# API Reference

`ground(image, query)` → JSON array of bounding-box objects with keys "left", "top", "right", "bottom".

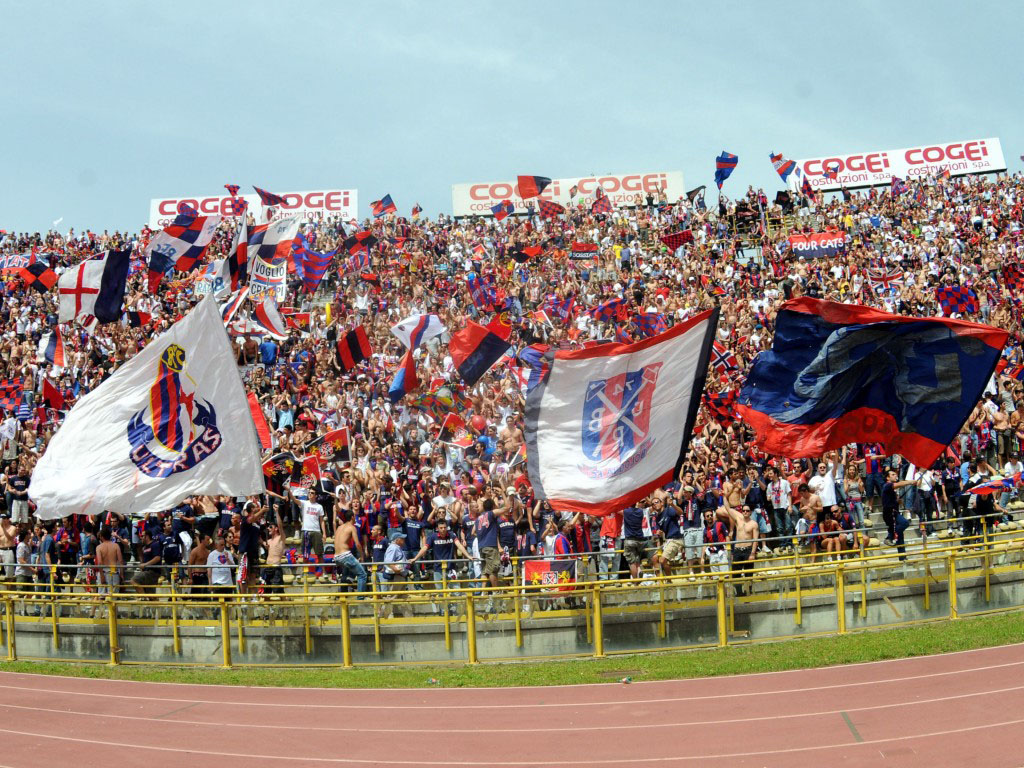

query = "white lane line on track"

[
  {"left": 2, "top": 682, "right": 1023, "bottom": 733},
  {"left": 0, "top": 659, "right": 1022, "bottom": 709},
  {"left": 4, "top": 718, "right": 1024, "bottom": 765},
  {"left": 2, "top": 640, "right": 1019, "bottom": 693}
]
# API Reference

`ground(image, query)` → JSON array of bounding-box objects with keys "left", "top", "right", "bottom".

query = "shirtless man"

[
  {"left": 722, "top": 467, "right": 745, "bottom": 510},
  {"left": 718, "top": 500, "right": 759, "bottom": 596},
  {"left": 797, "top": 483, "right": 823, "bottom": 529},
  {"left": 0, "top": 512, "right": 17, "bottom": 581},
  {"left": 333, "top": 507, "right": 367, "bottom": 594},
  {"left": 262, "top": 508, "right": 285, "bottom": 593},
  {"left": 94, "top": 526, "right": 124, "bottom": 595}
]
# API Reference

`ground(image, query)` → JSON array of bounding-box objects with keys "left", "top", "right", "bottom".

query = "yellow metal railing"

[{"left": 1, "top": 527, "right": 1021, "bottom": 668}]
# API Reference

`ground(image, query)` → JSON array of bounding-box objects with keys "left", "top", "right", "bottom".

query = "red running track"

[{"left": 2, "top": 643, "right": 1024, "bottom": 767}]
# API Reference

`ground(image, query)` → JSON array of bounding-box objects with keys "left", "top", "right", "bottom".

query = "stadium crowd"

[{"left": 0, "top": 170, "right": 1023, "bottom": 600}]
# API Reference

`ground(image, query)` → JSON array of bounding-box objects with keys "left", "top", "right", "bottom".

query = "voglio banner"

[
  {"left": 795, "top": 138, "right": 1005, "bottom": 191},
  {"left": 148, "top": 189, "right": 358, "bottom": 228},
  {"left": 452, "top": 172, "right": 685, "bottom": 217},
  {"left": 249, "top": 256, "right": 287, "bottom": 303}
]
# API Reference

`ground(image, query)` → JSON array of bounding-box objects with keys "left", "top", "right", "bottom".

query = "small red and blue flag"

[
  {"left": 516, "top": 175, "right": 552, "bottom": 199},
  {"left": 769, "top": 153, "right": 796, "bottom": 183},
  {"left": 253, "top": 185, "right": 286, "bottom": 207},
  {"left": 388, "top": 349, "right": 419, "bottom": 403},
  {"left": 936, "top": 285, "right": 978, "bottom": 315},
  {"left": 539, "top": 200, "right": 565, "bottom": 218},
  {"left": 371, "top": 194, "right": 397, "bottom": 218},
  {"left": 448, "top": 321, "right": 513, "bottom": 386},
  {"left": 714, "top": 152, "right": 738, "bottom": 189},
  {"left": 491, "top": 199, "right": 515, "bottom": 220}
]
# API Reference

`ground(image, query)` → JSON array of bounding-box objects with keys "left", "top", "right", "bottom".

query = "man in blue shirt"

[{"left": 622, "top": 504, "right": 649, "bottom": 579}]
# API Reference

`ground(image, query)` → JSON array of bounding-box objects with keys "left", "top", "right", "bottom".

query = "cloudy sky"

[{"left": 2, "top": 0, "right": 1019, "bottom": 232}]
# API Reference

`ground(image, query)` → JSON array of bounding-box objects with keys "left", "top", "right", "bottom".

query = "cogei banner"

[
  {"left": 451, "top": 171, "right": 685, "bottom": 217},
  {"left": 787, "top": 230, "right": 847, "bottom": 258},
  {"left": 148, "top": 189, "right": 358, "bottom": 228},
  {"left": 794, "top": 138, "right": 1005, "bottom": 192}
]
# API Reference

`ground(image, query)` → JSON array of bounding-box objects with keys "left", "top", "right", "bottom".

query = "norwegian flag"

[
  {"left": 704, "top": 389, "right": 738, "bottom": 427},
  {"left": 538, "top": 199, "right": 565, "bottom": 218},
  {"left": 0, "top": 378, "right": 23, "bottom": 413},
  {"left": 866, "top": 266, "right": 904, "bottom": 293},
  {"left": 659, "top": 230, "right": 694, "bottom": 251},
  {"left": 253, "top": 185, "right": 286, "bottom": 207},
  {"left": 631, "top": 312, "right": 667, "bottom": 339},
  {"left": 710, "top": 341, "right": 738, "bottom": 373},
  {"left": 936, "top": 285, "right": 978, "bottom": 316},
  {"left": 144, "top": 212, "right": 221, "bottom": 272},
  {"left": 587, "top": 298, "right": 628, "bottom": 324},
  {"left": 591, "top": 194, "right": 612, "bottom": 215}
]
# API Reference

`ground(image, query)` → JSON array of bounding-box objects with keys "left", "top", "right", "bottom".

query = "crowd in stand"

[{"left": 1, "top": 170, "right": 1023, "bottom": 602}]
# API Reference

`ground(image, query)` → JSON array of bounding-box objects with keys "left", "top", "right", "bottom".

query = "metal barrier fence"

[{"left": 1, "top": 520, "right": 1022, "bottom": 668}]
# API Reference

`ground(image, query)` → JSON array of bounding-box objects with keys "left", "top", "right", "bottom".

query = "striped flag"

[
  {"left": 336, "top": 327, "right": 372, "bottom": 373},
  {"left": 219, "top": 286, "right": 249, "bottom": 324},
  {"left": 252, "top": 296, "right": 288, "bottom": 339},
  {"left": 37, "top": 327, "right": 66, "bottom": 368}
]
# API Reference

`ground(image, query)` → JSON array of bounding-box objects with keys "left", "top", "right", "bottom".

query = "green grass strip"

[{"left": 2, "top": 610, "right": 1021, "bottom": 689}]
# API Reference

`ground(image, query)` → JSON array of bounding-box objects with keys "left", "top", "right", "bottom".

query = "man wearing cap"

[{"left": 380, "top": 530, "right": 409, "bottom": 617}]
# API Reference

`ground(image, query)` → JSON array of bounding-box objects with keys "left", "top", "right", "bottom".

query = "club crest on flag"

[
  {"left": 127, "top": 343, "right": 222, "bottom": 478},
  {"left": 580, "top": 363, "right": 662, "bottom": 478}
]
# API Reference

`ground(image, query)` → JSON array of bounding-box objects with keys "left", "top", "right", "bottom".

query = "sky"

[{"left": 2, "top": 0, "right": 1021, "bottom": 234}]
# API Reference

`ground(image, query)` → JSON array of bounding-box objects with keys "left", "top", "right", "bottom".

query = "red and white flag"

[
  {"left": 253, "top": 296, "right": 288, "bottom": 339},
  {"left": 524, "top": 309, "right": 719, "bottom": 515}
]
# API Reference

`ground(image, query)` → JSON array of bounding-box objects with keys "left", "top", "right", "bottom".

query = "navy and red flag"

[
  {"left": 967, "top": 472, "right": 1022, "bottom": 496},
  {"left": 411, "top": 202, "right": 423, "bottom": 219},
  {"left": 714, "top": 152, "right": 738, "bottom": 189},
  {"left": 822, "top": 163, "right": 840, "bottom": 181},
  {"left": 570, "top": 242, "right": 599, "bottom": 256},
  {"left": 122, "top": 310, "right": 152, "bottom": 328},
  {"left": 890, "top": 176, "right": 908, "bottom": 197},
  {"left": 147, "top": 246, "right": 174, "bottom": 293},
  {"left": 343, "top": 231, "right": 378, "bottom": 255},
  {"left": 1001, "top": 364, "right": 1024, "bottom": 382},
  {"left": 370, "top": 194, "right": 397, "bottom": 218},
  {"left": 388, "top": 349, "right": 419, "bottom": 403},
  {"left": 18, "top": 262, "right": 57, "bottom": 292},
  {"left": 516, "top": 175, "right": 552, "bottom": 199},
  {"left": 523, "top": 558, "right": 576, "bottom": 591},
  {"left": 1002, "top": 264, "right": 1024, "bottom": 294},
  {"left": 42, "top": 377, "right": 64, "bottom": 411},
  {"left": 769, "top": 152, "right": 796, "bottom": 183},
  {"left": 632, "top": 313, "right": 667, "bottom": 339},
  {"left": 227, "top": 217, "right": 248, "bottom": 290},
  {"left": 253, "top": 185, "right": 286, "bottom": 207},
  {"left": 511, "top": 245, "right": 543, "bottom": 264},
  {"left": 467, "top": 273, "right": 497, "bottom": 311},
  {"left": 149, "top": 348, "right": 191, "bottom": 453},
  {"left": 591, "top": 194, "right": 612, "bottom": 215},
  {"left": 735, "top": 298, "right": 1009, "bottom": 469},
  {"left": 587, "top": 297, "right": 628, "bottom": 324},
  {"left": 545, "top": 294, "right": 576, "bottom": 321},
  {"left": 491, "top": 199, "right": 514, "bottom": 221},
  {"left": 568, "top": 184, "right": 578, "bottom": 198},
  {"left": 336, "top": 326, "right": 372, "bottom": 373},
  {"left": 224, "top": 183, "right": 240, "bottom": 197},
  {"left": 538, "top": 199, "right": 565, "bottom": 218},
  {"left": 448, "top": 321, "right": 513, "bottom": 386},
  {"left": 659, "top": 230, "right": 694, "bottom": 251},
  {"left": 936, "top": 285, "right": 979, "bottom": 315},
  {"left": 704, "top": 389, "right": 737, "bottom": 427},
  {"left": 38, "top": 328, "right": 65, "bottom": 367},
  {"left": 801, "top": 176, "right": 815, "bottom": 198},
  {"left": 305, "top": 427, "right": 351, "bottom": 465}
]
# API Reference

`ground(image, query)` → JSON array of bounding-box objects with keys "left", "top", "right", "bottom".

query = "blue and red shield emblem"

[{"left": 581, "top": 363, "right": 661, "bottom": 469}]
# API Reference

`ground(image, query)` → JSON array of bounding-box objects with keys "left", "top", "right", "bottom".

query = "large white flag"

[
  {"left": 30, "top": 295, "right": 264, "bottom": 519},
  {"left": 524, "top": 309, "right": 719, "bottom": 516}
]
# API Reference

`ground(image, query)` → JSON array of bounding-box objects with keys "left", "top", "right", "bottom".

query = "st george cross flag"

[
  {"left": 58, "top": 248, "right": 131, "bottom": 324},
  {"left": 37, "top": 327, "right": 66, "bottom": 368},
  {"left": 252, "top": 296, "right": 289, "bottom": 339},
  {"left": 247, "top": 216, "right": 300, "bottom": 265},
  {"left": 336, "top": 326, "right": 372, "bottom": 373},
  {"left": 735, "top": 298, "right": 1008, "bottom": 469},
  {"left": 715, "top": 152, "right": 738, "bottom": 189},
  {"left": 525, "top": 309, "right": 719, "bottom": 515},
  {"left": 769, "top": 152, "right": 796, "bottom": 183},
  {"left": 29, "top": 295, "right": 264, "bottom": 519},
  {"left": 517, "top": 175, "right": 552, "bottom": 199},
  {"left": 144, "top": 212, "right": 221, "bottom": 273},
  {"left": 390, "top": 314, "right": 446, "bottom": 350}
]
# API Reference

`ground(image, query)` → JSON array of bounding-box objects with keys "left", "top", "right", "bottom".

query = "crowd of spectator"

[{"left": 1, "top": 170, "right": 1023, "bottom": 605}]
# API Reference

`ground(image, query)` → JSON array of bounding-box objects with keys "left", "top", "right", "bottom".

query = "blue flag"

[
  {"left": 735, "top": 298, "right": 1008, "bottom": 468},
  {"left": 714, "top": 152, "right": 738, "bottom": 189}
]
